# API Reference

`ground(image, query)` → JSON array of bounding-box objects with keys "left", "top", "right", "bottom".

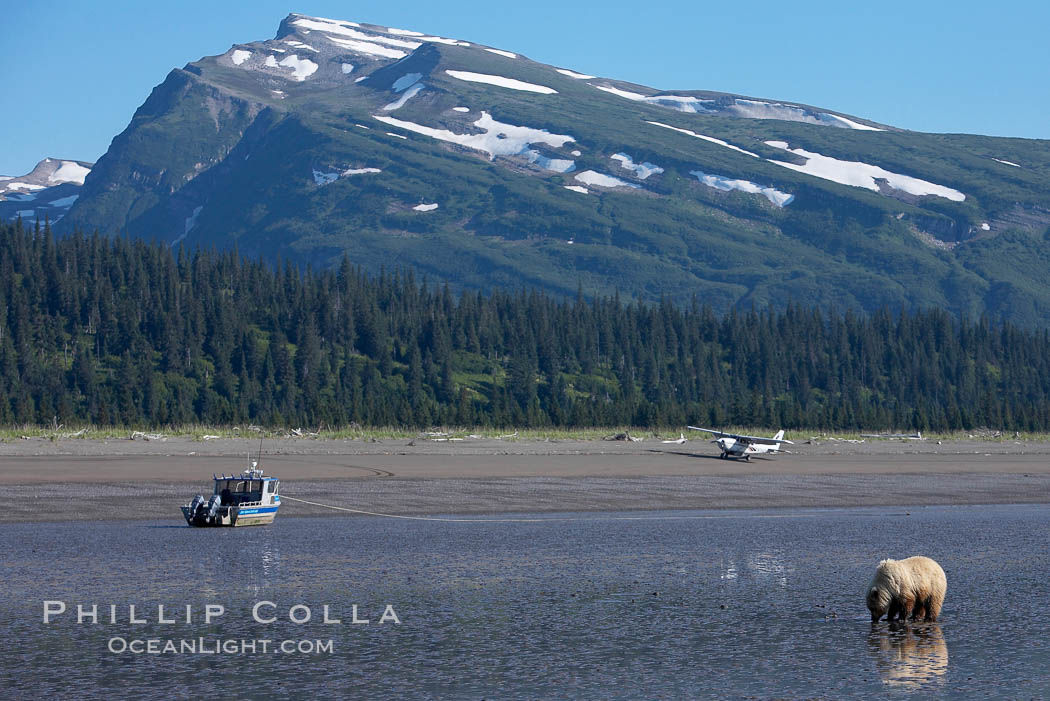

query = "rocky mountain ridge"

[{"left": 55, "top": 13, "right": 1050, "bottom": 323}]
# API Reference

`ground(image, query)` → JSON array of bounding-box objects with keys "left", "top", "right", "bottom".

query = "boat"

[{"left": 181, "top": 458, "right": 280, "bottom": 527}]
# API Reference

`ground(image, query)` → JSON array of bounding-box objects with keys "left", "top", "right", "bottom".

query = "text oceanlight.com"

[{"left": 107, "top": 637, "right": 334, "bottom": 655}]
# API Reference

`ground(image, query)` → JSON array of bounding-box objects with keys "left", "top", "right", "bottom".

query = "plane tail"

[{"left": 773, "top": 429, "right": 785, "bottom": 442}]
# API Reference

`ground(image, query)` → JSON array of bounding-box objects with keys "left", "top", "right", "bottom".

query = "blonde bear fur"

[{"left": 866, "top": 556, "right": 946, "bottom": 622}]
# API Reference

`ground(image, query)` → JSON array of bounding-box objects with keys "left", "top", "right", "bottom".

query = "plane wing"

[
  {"left": 687, "top": 426, "right": 793, "bottom": 445},
  {"left": 741, "top": 436, "right": 794, "bottom": 445},
  {"left": 688, "top": 426, "right": 734, "bottom": 439}
]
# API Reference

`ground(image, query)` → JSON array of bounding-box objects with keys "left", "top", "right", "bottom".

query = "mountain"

[
  {"left": 0, "top": 158, "right": 93, "bottom": 224},
  {"left": 58, "top": 13, "right": 1050, "bottom": 323}
]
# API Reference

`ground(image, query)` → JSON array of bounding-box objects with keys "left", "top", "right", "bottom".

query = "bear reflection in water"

[{"left": 867, "top": 623, "right": 948, "bottom": 688}]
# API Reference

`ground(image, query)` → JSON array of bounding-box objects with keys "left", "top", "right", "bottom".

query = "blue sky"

[{"left": 3, "top": 0, "right": 1047, "bottom": 175}]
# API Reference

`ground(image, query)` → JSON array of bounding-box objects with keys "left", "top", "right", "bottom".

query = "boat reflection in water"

[{"left": 868, "top": 622, "right": 948, "bottom": 689}]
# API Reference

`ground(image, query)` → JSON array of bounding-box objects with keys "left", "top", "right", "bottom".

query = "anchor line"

[
  {"left": 279, "top": 496, "right": 824, "bottom": 523},
  {"left": 280, "top": 496, "right": 569, "bottom": 522}
]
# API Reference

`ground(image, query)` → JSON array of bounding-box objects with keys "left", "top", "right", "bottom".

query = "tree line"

[{"left": 3, "top": 218, "right": 1050, "bottom": 431}]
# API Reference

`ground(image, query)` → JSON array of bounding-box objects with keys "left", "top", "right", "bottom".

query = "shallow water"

[{"left": 2, "top": 504, "right": 1048, "bottom": 698}]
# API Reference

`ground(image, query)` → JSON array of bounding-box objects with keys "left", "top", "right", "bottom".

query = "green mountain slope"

[{"left": 59, "top": 14, "right": 1050, "bottom": 323}]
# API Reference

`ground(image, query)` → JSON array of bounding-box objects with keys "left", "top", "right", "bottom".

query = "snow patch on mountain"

[
  {"left": 386, "top": 132, "right": 408, "bottom": 139},
  {"left": 313, "top": 170, "right": 339, "bottom": 185},
  {"left": 265, "top": 56, "right": 279, "bottom": 67},
  {"left": 764, "top": 141, "right": 965, "bottom": 201},
  {"left": 0, "top": 159, "right": 91, "bottom": 222},
  {"left": 279, "top": 54, "right": 318, "bottom": 81},
  {"left": 564, "top": 185, "right": 590, "bottom": 194},
  {"left": 453, "top": 106, "right": 470, "bottom": 112},
  {"left": 373, "top": 111, "right": 574, "bottom": 161},
  {"left": 524, "top": 151, "right": 575, "bottom": 173},
  {"left": 392, "top": 73, "right": 423, "bottom": 92},
  {"left": 445, "top": 71, "right": 557, "bottom": 94},
  {"left": 230, "top": 49, "right": 251, "bottom": 65},
  {"left": 731, "top": 100, "right": 883, "bottom": 130},
  {"left": 384, "top": 83, "right": 424, "bottom": 111},
  {"left": 647, "top": 121, "right": 759, "bottom": 158},
  {"left": 49, "top": 194, "right": 79, "bottom": 207},
  {"left": 993, "top": 158, "right": 1021, "bottom": 168},
  {"left": 284, "top": 40, "right": 319, "bottom": 53},
  {"left": 594, "top": 85, "right": 713, "bottom": 113},
  {"left": 643, "top": 95, "right": 714, "bottom": 113},
  {"left": 575, "top": 171, "right": 640, "bottom": 189},
  {"left": 286, "top": 16, "right": 473, "bottom": 59},
  {"left": 324, "top": 34, "right": 407, "bottom": 60},
  {"left": 485, "top": 48, "right": 518, "bottom": 58},
  {"left": 689, "top": 170, "right": 794, "bottom": 207},
  {"left": 300, "top": 15, "right": 360, "bottom": 28},
  {"left": 611, "top": 153, "right": 663, "bottom": 180},
  {"left": 556, "top": 68, "right": 595, "bottom": 79},
  {"left": 413, "top": 203, "right": 439, "bottom": 211},
  {"left": 50, "top": 161, "right": 91, "bottom": 185},
  {"left": 174, "top": 206, "right": 203, "bottom": 246},
  {"left": 594, "top": 84, "right": 882, "bottom": 127},
  {"left": 294, "top": 17, "right": 470, "bottom": 49},
  {"left": 0, "top": 158, "right": 94, "bottom": 197},
  {"left": 341, "top": 63, "right": 354, "bottom": 74},
  {"left": 418, "top": 36, "right": 470, "bottom": 46},
  {"left": 314, "top": 165, "right": 380, "bottom": 182},
  {"left": 594, "top": 85, "right": 646, "bottom": 100},
  {"left": 827, "top": 115, "right": 883, "bottom": 131},
  {"left": 294, "top": 18, "right": 421, "bottom": 50}
]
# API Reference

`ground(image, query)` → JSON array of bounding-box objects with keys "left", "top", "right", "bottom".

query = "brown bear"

[{"left": 866, "top": 556, "right": 947, "bottom": 622}]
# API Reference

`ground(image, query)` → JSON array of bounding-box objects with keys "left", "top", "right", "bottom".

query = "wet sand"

[{"left": 2, "top": 436, "right": 1049, "bottom": 522}]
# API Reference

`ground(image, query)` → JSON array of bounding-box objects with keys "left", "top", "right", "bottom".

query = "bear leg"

[
  {"left": 927, "top": 592, "right": 944, "bottom": 621},
  {"left": 898, "top": 593, "right": 915, "bottom": 621}
]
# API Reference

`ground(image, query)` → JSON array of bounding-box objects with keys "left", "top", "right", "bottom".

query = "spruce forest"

[{"left": 3, "top": 219, "right": 1049, "bottom": 431}]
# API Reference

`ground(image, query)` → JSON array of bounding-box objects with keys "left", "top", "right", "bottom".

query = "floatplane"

[{"left": 687, "top": 427, "right": 793, "bottom": 460}]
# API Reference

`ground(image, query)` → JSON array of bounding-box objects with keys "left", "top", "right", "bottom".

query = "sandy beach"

[{"left": 1, "top": 435, "right": 1048, "bottom": 522}]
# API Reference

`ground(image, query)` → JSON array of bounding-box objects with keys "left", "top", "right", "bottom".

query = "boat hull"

[
  {"left": 231, "top": 505, "right": 279, "bottom": 526},
  {"left": 181, "top": 504, "right": 279, "bottom": 527}
]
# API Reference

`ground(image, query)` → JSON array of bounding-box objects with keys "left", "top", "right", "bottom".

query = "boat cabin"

[{"left": 214, "top": 475, "right": 279, "bottom": 507}]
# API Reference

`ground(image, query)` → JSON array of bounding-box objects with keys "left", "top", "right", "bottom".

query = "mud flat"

[{"left": 1, "top": 436, "right": 1048, "bottom": 522}]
